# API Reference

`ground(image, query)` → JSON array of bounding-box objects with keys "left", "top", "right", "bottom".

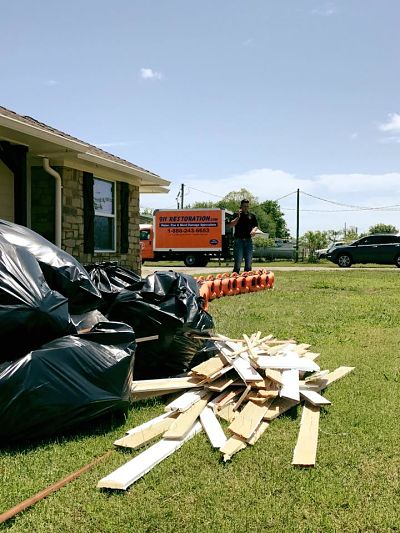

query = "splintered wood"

[{"left": 98, "top": 332, "right": 354, "bottom": 490}]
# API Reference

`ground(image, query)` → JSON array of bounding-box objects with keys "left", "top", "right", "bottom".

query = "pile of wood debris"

[{"left": 97, "top": 332, "right": 354, "bottom": 490}]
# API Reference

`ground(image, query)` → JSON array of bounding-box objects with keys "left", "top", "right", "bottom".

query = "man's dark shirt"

[{"left": 234, "top": 212, "right": 258, "bottom": 238}]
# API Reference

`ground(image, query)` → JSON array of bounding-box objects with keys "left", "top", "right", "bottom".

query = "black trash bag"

[
  {"left": 70, "top": 309, "right": 108, "bottom": 332},
  {"left": 107, "top": 271, "right": 214, "bottom": 379},
  {"left": 188, "top": 337, "right": 221, "bottom": 369},
  {"left": 0, "top": 238, "right": 75, "bottom": 362},
  {"left": 77, "top": 321, "right": 136, "bottom": 351},
  {"left": 85, "top": 261, "right": 144, "bottom": 309},
  {"left": 0, "top": 335, "right": 135, "bottom": 444},
  {"left": 0, "top": 219, "right": 102, "bottom": 314}
]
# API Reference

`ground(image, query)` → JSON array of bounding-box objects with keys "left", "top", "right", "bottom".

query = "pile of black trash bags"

[{"left": 0, "top": 219, "right": 214, "bottom": 444}]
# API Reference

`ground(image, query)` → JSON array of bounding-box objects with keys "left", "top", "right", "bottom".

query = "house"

[{"left": 0, "top": 105, "right": 169, "bottom": 272}]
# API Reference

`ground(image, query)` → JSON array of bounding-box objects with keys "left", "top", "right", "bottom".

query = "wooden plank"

[
  {"left": 164, "top": 389, "right": 209, "bottom": 413},
  {"left": 216, "top": 337, "right": 271, "bottom": 358},
  {"left": 295, "top": 343, "right": 312, "bottom": 352},
  {"left": 163, "top": 393, "right": 212, "bottom": 439},
  {"left": 280, "top": 369, "right": 300, "bottom": 401},
  {"left": 97, "top": 422, "right": 202, "bottom": 490},
  {"left": 255, "top": 388, "right": 279, "bottom": 399},
  {"left": 264, "top": 366, "right": 354, "bottom": 421},
  {"left": 262, "top": 339, "right": 296, "bottom": 346},
  {"left": 114, "top": 417, "right": 175, "bottom": 449},
  {"left": 302, "top": 352, "right": 320, "bottom": 361},
  {"left": 228, "top": 401, "right": 270, "bottom": 440},
  {"left": 205, "top": 374, "right": 238, "bottom": 392},
  {"left": 205, "top": 364, "right": 233, "bottom": 382},
  {"left": 304, "top": 370, "right": 329, "bottom": 382},
  {"left": 300, "top": 389, "right": 331, "bottom": 406},
  {"left": 256, "top": 355, "right": 320, "bottom": 372},
  {"left": 267, "top": 343, "right": 296, "bottom": 355},
  {"left": 190, "top": 355, "right": 226, "bottom": 377},
  {"left": 315, "top": 366, "right": 355, "bottom": 390},
  {"left": 131, "top": 376, "right": 202, "bottom": 393},
  {"left": 251, "top": 376, "right": 279, "bottom": 390},
  {"left": 220, "top": 435, "right": 247, "bottom": 461},
  {"left": 264, "top": 368, "right": 284, "bottom": 385},
  {"left": 130, "top": 388, "right": 183, "bottom": 401},
  {"left": 246, "top": 393, "right": 271, "bottom": 404},
  {"left": 292, "top": 403, "right": 320, "bottom": 466},
  {"left": 242, "top": 333, "right": 261, "bottom": 362},
  {"left": 125, "top": 412, "right": 174, "bottom": 436},
  {"left": 209, "top": 388, "right": 243, "bottom": 410},
  {"left": 263, "top": 397, "right": 299, "bottom": 421},
  {"left": 232, "top": 356, "right": 263, "bottom": 382},
  {"left": 247, "top": 420, "right": 270, "bottom": 445},
  {"left": 136, "top": 335, "right": 159, "bottom": 343},
  {"left": 216, "top": 403, "right": 237, "bottom": 422},
  {"left": 199, "top": 406, "right": 227, "bottom": 448},
  {"left": 232, "top": 384, "right": 251, "bottom": 411}
]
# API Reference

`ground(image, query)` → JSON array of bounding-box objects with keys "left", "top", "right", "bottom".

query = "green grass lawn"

[{"left": 1, "top": 270, "right": 400, "bottom": 532}]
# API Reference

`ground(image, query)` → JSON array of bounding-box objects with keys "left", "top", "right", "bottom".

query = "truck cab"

[{"left": 139, "top": 224, "right": 154, "bottom": 262}]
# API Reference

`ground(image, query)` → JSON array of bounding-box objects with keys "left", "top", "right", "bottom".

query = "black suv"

[{"left": 326, "top": 234, "right": 400, "bottom": 268}]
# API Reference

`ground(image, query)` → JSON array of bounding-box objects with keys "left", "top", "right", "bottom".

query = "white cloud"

[
  {"left": 140, "top": 67, "right": 163, "bottom": 80},
  {"left": 378, "top": 136, "right": 400, "bottom": 144},
  {"left": 311, "top": 5, "right": 336, "bottom": 16},
  {"left": 379, "top": 112, "right": 400, "bottom": 133},
  {"left": 242, "top": 38, "right": 254, "bottom": 47},
  {"left": 44, "top": 79, "right": 59, "bottom": 86},
  {"left": 350, "top": 132, "right": 358, "bottom": 140}
]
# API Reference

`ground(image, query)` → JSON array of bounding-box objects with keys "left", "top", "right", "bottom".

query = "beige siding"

[{"left": 0, "top": 160, "right": 14, "bottom": 221}]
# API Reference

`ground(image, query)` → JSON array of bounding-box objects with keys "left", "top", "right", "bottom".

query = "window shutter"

[
  {"left": 120, "top": 182, "right": 129, "bottom": 253},
  {"left": 83, "top": 172, "right": 94, "bottom": 254}
]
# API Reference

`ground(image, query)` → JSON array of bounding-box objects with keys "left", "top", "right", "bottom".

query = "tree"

[
  {"left": 140, "top": 207, "right": 154, "bottom": 216},
  {"left": 191, "top": 188, "right": 290, "bottom": 238},
  {"left": 215, "top": 188, "right": 258, "bottom": 213},
  {"left": 300, "top": 231, "right": 329, "bottom": 262},
  {"left": 368, "top": 223, "right": 398, "bottom": 234},
  {"left": 259, "top": 200, "right": 290, "bottom": 238},
  {"left": 188, "top": 201, "right": 215, "bottom": 208},
  {"left": 342, "top": 226, "right": 359, "bottom": 241}
]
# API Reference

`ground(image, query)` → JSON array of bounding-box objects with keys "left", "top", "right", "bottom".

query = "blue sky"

[{"left": 1, "top": 0, "right": 400, "bottom": 235}]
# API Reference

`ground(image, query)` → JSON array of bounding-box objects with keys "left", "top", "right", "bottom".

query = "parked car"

[
  {"left": 316, "top": 241, "right": 346, "bottom": 259},
  {"left": 253, "top": 235, "right": 295, "bottom": 260},
  {"left": 326, "top": 234, "right": 400, "bottom": 267}
]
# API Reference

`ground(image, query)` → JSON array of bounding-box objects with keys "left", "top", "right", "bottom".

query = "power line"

[
  {"left": 280, "top": 206, "right": 400, "bottom": 212},
  {"left": 185, "top": 186, "right": 225, "bottom": 199},
  {"left": 273, "top": 191, "right": 298, "bottom": 202},
  {"left": 300, "top": 190, "right": 400, "bottom": 211}
]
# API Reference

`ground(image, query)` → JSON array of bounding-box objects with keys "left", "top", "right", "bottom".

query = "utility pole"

[
  {"left": 180, "top": 183, "right": 184, "bottom": 209},
  {"left": 295, "top": 188, "right": 300, "bottom": 262}
]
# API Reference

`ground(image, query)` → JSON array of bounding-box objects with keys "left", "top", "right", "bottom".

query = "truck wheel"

[
  {"left": 184, "top": 254, "right": 199, "bottom": 267},
  {"left": 395, "top": 255, "right": 400, "bottom": 268}
]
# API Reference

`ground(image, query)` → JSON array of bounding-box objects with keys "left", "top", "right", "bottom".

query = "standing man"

[{"left": 228, "top": 199, "right": 258, "bottom": 274}]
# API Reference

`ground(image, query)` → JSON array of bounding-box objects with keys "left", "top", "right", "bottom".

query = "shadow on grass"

[{"left": 0, "top": 408, "right": 129, "bottom": 455}]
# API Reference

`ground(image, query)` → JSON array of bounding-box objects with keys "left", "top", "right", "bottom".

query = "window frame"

[{"left": 93, "top": 176, "right": 117, "bottom": 253}]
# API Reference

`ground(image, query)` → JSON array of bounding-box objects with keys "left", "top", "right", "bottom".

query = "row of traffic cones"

[{"left": 195, "top": 269, "right": 275, "bottom": 311}]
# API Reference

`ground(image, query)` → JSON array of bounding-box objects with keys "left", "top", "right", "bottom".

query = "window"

[
  {"left": 93, "top": 177, "right": 116, "bottom": 251},
  {"left": 140, "top": 229, "right": 150, "bottom": 240}
]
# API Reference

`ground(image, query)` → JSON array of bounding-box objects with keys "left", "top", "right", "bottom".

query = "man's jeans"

[{"left": 233, "top": 237, "right": 253, "bottom": 274}]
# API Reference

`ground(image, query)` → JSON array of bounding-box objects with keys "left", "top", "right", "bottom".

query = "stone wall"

[{"left": 60, "top": 167, "right": 141, "bottom": 272}]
